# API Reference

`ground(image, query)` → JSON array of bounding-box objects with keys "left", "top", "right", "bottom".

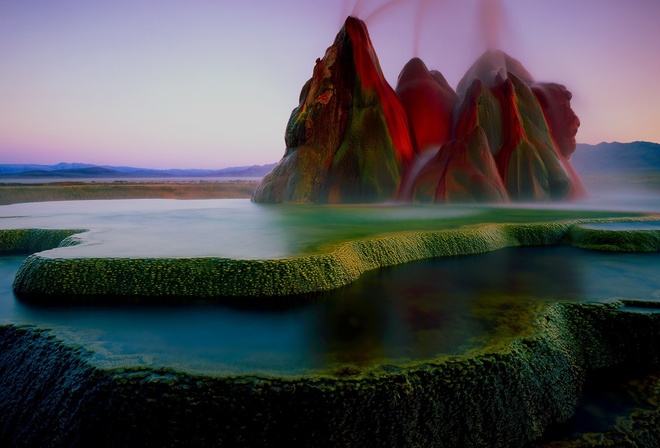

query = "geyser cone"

[
  {"left": 451, "top": 50, "right": 583, "bottom": 201},
  {"left": 253, "top": 23, "right": 584, "bottom": 204},
  {"left": 493, "top": 74, "right": 572, "bottom": 200},
  {"left": 407, "top": 127, "right": 509, "bottom": 203},
  {"left": 395, "top": 58, "right": 458, "bottom": 153},
  {"left": 252, "top": 16, "right": 413, "bottom": 204}
]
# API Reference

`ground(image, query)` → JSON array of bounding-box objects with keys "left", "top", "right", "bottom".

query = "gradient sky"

[{"left": 1, "top": 0, "right": 659, "bottom": 169}]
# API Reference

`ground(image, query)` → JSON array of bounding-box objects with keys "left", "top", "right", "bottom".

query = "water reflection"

[
  {"left": 312, "top": 246, "right": 583, "bottom": 366},
  {"left": 1, "top": 247, "right": 660, "bottom": 375}
]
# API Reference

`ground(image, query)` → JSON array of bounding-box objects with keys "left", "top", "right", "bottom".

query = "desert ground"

[
  {"left": 2, "top": 173, "right": 660, "bottom": 206},
  {"left": 0, "top": 179, "right": 259, "bottom": 205}
]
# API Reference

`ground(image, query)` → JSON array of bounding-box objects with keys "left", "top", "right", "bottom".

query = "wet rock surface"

[
  {"left": 4, "top": 300, "right": 660, "bottom": 447},
  {"left": 10, "top": 216, "right": 660, "bottom": 299}
]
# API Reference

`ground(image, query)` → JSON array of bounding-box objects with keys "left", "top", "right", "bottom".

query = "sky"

[{"left": 1, "top": 0, "right": 659, "bottom": 169}]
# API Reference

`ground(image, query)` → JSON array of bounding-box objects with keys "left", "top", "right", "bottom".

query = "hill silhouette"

[{"left": 571, "top": 141, "right": 660, "bottom": 174}]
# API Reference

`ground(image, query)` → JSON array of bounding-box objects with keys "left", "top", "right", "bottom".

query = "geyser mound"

[
  {"left": 253, "top": 17, "right": 584, "bottom": 204},
  {"left": 252, "top": 16, "right": 413, "bottom": 204}
]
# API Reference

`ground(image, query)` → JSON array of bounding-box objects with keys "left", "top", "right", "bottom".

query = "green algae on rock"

[
  {"left": 4, "top": 299, "right": 660, "bottom": 447},
  {"left": 252, "top": 17, "right": 413, "bottom": 204},
  {"left": 568, "top": 222, "right": 660, "bottom": 252},
  {"left": 530, "top": 301, "right": 660, "bottom": 447},
  {"left": 0, "top": 325, "right": 110, "bottom": 447},
  {"left": 0, "top": 228, "right": 85, "bottom": 255},
  {"left": 11, "top": 217, "right": 660, "bottom": 300}
]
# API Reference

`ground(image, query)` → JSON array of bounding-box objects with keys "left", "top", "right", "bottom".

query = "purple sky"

[{"left": 1, "top": 0, "right": 659, "bottom": 169}]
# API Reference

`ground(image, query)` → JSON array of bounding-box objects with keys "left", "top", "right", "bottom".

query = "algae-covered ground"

[
  {"left": 2, "top": 199, "right": 659, "bottom": 299},
  {"left": 3, "top": 299, "right": 660, "bottom": 447},
  {"left": 2, "top": 198, "right": 660, "bottom": 446}
]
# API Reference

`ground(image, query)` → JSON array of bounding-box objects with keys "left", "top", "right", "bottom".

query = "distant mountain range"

[
  {"left": 0, "top": 162, "right": 278, "bottom": 179},
  {"left": 0, "top": 141, "right": 657, "bottom": 180},
  {"left": 571, "top": 141, "right": 660, "bottom": 174}
]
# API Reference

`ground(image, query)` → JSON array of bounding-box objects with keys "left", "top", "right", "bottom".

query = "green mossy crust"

[
  {"left": 0, "top": 325, "right": 109, "bottom": 447},
  {"left": 0, "top": 228, "right": 84, "bottom": 254},
  {"left": 4, "top": 300, "right": 660, "bottom": 447},
  {"left": 568, "top": 223, "right": 660, "bottom": 252},
  {"left": 11, "top": 217, "right": 660, "bottom": 300},
  {"left": 530, "top": 300, "right": 660, "bottom": 448}
]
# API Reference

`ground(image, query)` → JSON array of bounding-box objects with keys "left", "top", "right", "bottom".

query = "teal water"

[
  {"left": 580, "top": 221, "right": 660, "bottom": 231},
  {"left": 2, "top": 246, "right": 660, "bottom": 375},
  {"left": 0, "top": 199, "right": 645, "bottom": 259}
]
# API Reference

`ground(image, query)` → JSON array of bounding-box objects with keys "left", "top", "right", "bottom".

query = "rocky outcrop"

[
  {"left": 433, "top": 50, "right": 583, "bottom": 202},
  {"left": 252, "top": 17, "right": 413, "bottom": 204},
  {"left": 403, "top": 126, "right": 509, "bottom": 203},
  {"left": 253, "top": 19, "right": 585, "bottom": 204}
]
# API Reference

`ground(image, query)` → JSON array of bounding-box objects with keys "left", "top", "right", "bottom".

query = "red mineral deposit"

[
  {"left": 532, "top": 82, "right": 586, "bottom": 199},
  {"left": 252, "top": 17, "right": 413, "bottom": 204},
  {"left": 452, "top": 51, "right": 584, "bottom": 201},
  {"left": 395, "top": 58, "right": 458, "bottom": 154},
  {"left": 406, "top": 127, "right": 509, "bottom": 203},
  {"left": 253, "top": 18, "right": 584, "bottom": 204}
]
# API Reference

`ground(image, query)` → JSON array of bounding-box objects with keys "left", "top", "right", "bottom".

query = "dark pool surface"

[
  {"left": 2, "top": 246, "right": 660, "bottom": 375},
  {"left": 579, "top": 221, "right": 660, "bottom": 231},
  {"left": 535, "top": 364, "right": 660, "bottom": 442}
]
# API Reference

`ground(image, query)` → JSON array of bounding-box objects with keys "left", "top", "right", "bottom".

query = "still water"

[
  {"left": 2, "top": 246, "right": 660, "bottom": 376},
  {"left": 0, "top": 198, "right": 650, "bottom": 259}
]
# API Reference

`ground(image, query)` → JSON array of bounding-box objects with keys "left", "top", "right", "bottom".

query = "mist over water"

[{"left": 574, "top": 173, "right": 660, "bottom": 212}]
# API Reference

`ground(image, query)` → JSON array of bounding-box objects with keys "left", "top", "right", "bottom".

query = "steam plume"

[
  {"left": 478, "top": 0, "right": 506, "bottom": 50},
  {"left": 362, "top": 0, "right": 409, "bottom": 23},
  {"left": 412, "top": 0, "right": 428, "bottom": 56}
]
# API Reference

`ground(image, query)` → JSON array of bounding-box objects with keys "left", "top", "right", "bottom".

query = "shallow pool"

[
  {"left": 0, "top": 199, "right": 647, "bottom": 259},
  {"left": 2, "top": 246, "right": 660, "bottom": 376}
]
